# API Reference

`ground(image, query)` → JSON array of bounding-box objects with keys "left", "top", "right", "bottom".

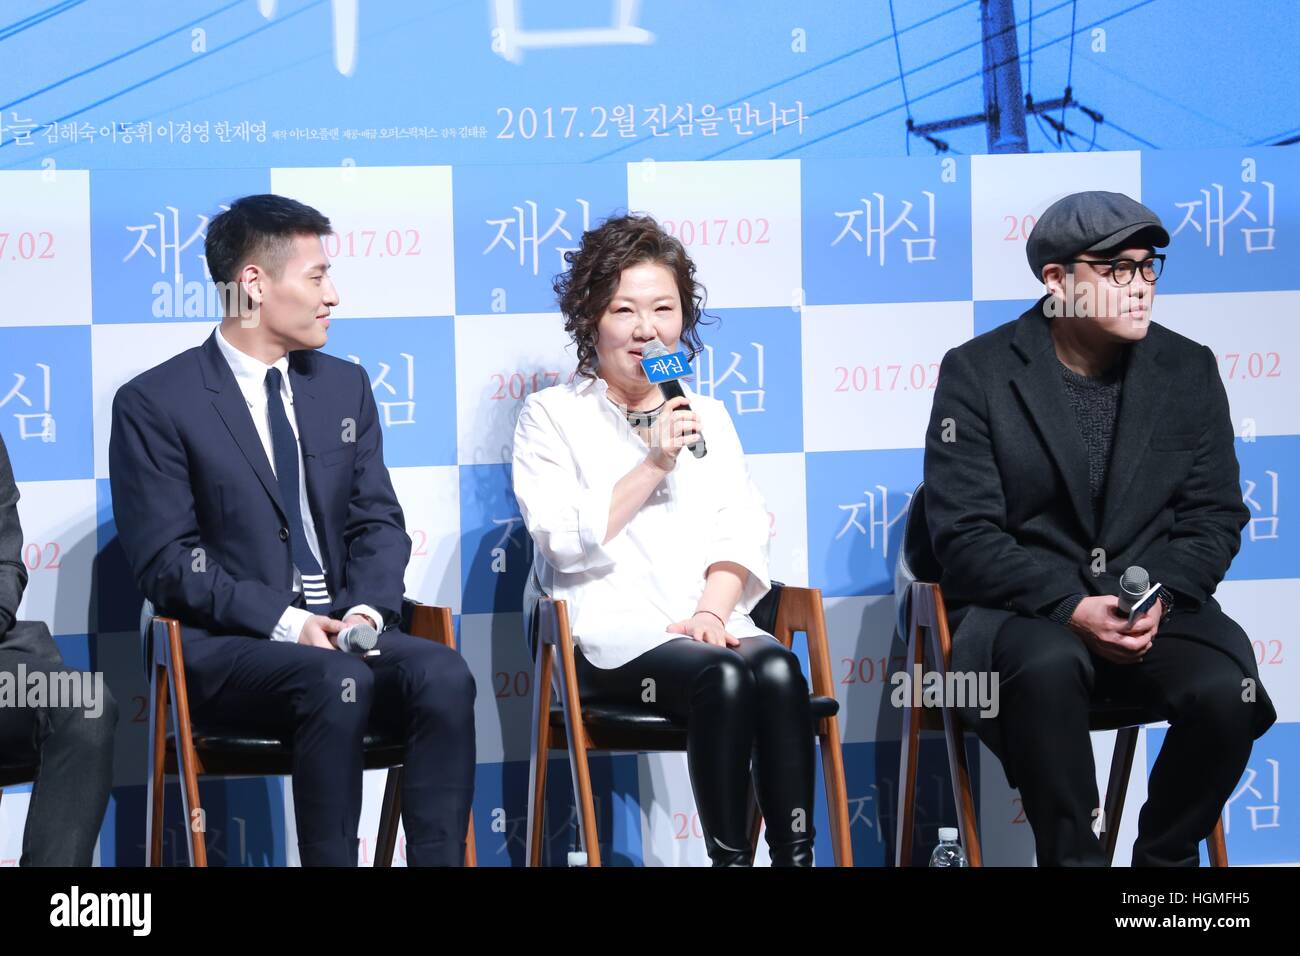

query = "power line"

[
  {"left": 887, "top": 0, "right": 914, "bottom": 155},
  {"left": 1101, "top": 116, "right": 1160, "bottom": 149},
  {"left": 1252, "top": 122, "right": 1300, "bottom": 145},
  {"left": 616, "top": 0, "right": 1079, "bottom": 162},
  {"left": 585, "top": 0, "right": 985, "bottom": 162},
  {"left": 0, "top": 0, "right": 331, "bottom": 152},
  {"left": 0, "top": 0, "right": 88, "bottom": 43},
  {"left": 2, "top": 0, "right": 246, "bottom": 113},
  {"left": 808, "top": 0, "right": 1073, "bottom": 123},
  {"left": 763, "top": 0, "right": 1164, "bottom": 159},
  {"left": 1077, "top": 52, "right": 1255, "bottom": 141},
  {"left": 2, "top": 0, "right": 479, "bottom": 172}
]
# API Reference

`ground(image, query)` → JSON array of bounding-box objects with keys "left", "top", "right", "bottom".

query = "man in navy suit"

[{"left": 109, "top": 194, "right": 475, "bottom": 866}]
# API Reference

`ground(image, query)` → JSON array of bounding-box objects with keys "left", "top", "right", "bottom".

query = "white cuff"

[
  {"left": 273, "top": 604, "right": 313, "bottom": 643},
  {"left": 345, "top": 604, "right": 383, "bottom": 631}
]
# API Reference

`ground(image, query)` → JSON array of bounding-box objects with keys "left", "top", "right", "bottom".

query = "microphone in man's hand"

[
  {"left": 337, "top": 621, "right": 379, "bottom": 654},
  {"left": 1117, "top": 566, "right": 1150, "bottom": 615},
  {"left": 1117, "top": 565, "right": 1164, "bottom": 628},
  {"left": 640, "top": 338, "right": 706, "bottom": 459}
]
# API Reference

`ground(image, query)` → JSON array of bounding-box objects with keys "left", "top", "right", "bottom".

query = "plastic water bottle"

[{"left": 929, "top": 827, "right": 969, "bottom": 867}]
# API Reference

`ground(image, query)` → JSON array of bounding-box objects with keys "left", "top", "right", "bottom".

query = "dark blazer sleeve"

[
  {"left": 0, "top": 434, "right": 29, "bottom": 636},
  {"left": 1139, "top": 345, "right": 1248, "bottom": 610},
  {"left": 924, "top": 346, "right": 1079, "bottom": 616},
  {"left": 109, "top": 381, "right": 297, "bottom": 637},
  {"left": 330, "top": 364, "right": 410, "bottom": 628}
]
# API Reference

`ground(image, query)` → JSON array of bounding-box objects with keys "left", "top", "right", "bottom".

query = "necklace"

[{"left": 622, "top": 399, "right": 667, "bottom": 430}]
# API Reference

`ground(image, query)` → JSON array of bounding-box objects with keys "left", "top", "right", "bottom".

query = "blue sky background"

[{"left": 2, "top": 0, "right": 1296, "bottom": 170}]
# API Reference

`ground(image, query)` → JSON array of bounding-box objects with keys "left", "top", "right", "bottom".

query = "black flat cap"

[{"left": 1026, "top": 190, "right": 1170, "bottom": 280}]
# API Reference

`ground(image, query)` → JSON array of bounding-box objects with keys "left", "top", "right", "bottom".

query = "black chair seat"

[
  {"left": 0, "top": 763, "right": 38, "bottom": 788},
  {"left": 546, "top": 695, "right": 840, "bottom": 751},
  {"left": 1088, "top": 700, "right": 1165, "bottom": 732},
  {"left": 163, "top": 732, "right": 406, "bottom": 774}
]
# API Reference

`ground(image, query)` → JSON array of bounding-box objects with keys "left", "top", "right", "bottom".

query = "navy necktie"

[{"left": 264, "top": 367, "right": 330, "bottom": 608}]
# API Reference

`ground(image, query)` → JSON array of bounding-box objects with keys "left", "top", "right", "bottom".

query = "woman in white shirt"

[{"left": 512, "top": 213, "right": 815, "bottom": 866}]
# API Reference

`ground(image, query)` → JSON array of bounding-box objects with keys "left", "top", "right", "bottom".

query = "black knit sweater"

[{"left": 1047, "top": 354, "right": 1173, "bottom": 625}]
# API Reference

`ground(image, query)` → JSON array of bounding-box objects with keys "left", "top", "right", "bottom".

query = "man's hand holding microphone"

[{"left": 1066, "top": 566, "right": 1164, "bottom": 664}]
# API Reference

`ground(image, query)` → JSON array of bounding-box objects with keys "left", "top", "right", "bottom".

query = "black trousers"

[
  {"left": 0, "top": 649, "right": 118, "bottom": 866},
  {"left": 575, "top": 633, "right": 816, "bottom": 859},
  {"left": 186, "top": 629, "right": 475, "bottom": 866},
  {"left": 991, "top": 603, "right": 1268, "bottom": 866}
]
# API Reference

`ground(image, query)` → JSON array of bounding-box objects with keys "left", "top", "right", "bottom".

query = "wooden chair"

[
  {"left": 145, "top": 599, "right": 476, "bottom": 867},
  {"left": 894, "top": 481, "right": 1228, "bottom": 867},
  {"left": 524, "top": 578, "right": 853, "bottom": 866}
]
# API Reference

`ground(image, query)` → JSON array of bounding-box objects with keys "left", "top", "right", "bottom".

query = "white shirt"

[
  {"left": 215, "top": 328, "right": 380, "bottom": 641},
  {"left": 511, "top": 375, "right": 772, "bottom": 670}
]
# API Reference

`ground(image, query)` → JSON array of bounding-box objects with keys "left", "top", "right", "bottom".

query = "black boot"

[
  {"left": 750, "top": 732, "right": 817, "bottom": 866},
  {"left": 684, "top": 660, "right": 756, "bottom": 867},
  {"left": 705, "top": 834, "right": 753, "bottom": 867},
  {"left": 769, "top": 838, "right": 815, "bottom": 867}
]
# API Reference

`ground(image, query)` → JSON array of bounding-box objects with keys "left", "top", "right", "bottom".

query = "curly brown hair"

[{"left": 553, "top": 212, "right": 710, "bottom": 379}]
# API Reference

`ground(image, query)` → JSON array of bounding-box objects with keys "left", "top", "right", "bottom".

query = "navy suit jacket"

[{"left": 109, "top": 330, "right": 410, "bottom": 691}]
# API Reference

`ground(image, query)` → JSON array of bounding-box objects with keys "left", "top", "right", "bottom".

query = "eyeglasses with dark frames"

[{"left": 1066, "top": 253, "right": 1166, "bottom": 285}]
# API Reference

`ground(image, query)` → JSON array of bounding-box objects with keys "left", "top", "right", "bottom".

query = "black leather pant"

[{"left": 575, "top": 633, "right": 816, "bottom": 865}]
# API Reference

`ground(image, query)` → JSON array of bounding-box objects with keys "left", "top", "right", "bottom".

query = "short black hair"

[{"left": 204, "top": 194, "right": 332, "bottom": 287}]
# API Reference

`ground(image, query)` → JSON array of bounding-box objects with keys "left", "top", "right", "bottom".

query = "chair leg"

[
  {"left": 375, "top": 766, "right": 403, "bottom": 867},
  {"left": 1208, "top": 815, "right": 1229, "bottom": 867},
  {"left": 780, "top": 584, "right": 853, "bottom": 866},
  {"left": 939, "top": 706, "right": 981, "bottom": 867},
  {"left": 557, "top": 680, "right": 601, "bottom": 867},
  {"left": 895, "top": 620, "right": 923, "bottom": 867},
  {"left": 464, "top": 810, "right": 477, "bottom": 867},
  {"left": 1104, "top": 727, "right": 1140, "bottom": 864},
  {"left": 146, "top": 664, "right": 168, "bottom": 867},
  {"left": 526, "top": 642, "right": 555, "bottom": 867},
  {"left": 165, "top": 678, "right": 206, "bottom": 867},
  {"left": 819, "top": 717, "right": 854, "bottom": 867}
]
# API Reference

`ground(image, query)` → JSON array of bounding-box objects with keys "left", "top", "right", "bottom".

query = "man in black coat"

[
  {"left": 0, "top": 436, "right": 117, "bottom": 865},
  {"left": 923, "top": 191, "right": 1275, "bottom": 865}
]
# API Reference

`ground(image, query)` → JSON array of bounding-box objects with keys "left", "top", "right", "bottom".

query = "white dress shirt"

[
  {"left": 511, "top": 374, "right": 772, "bottom": 670},
  {"left": 215, "top": 328, "right": 380, "bottom": 641}
]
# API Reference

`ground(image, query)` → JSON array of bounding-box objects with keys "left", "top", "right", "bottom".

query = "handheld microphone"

[
  {"left": 1117, "top": 565, "right": 1162, "bottom": 627},
  {"left": 1117, "top": 566, "right": 1150, "bottom": 615},
  {"left": 640, "top": 339, "right": 707, "bottom": 459},
  {"left": 337, "top": 621, "right": 379, "bottom": 655}
]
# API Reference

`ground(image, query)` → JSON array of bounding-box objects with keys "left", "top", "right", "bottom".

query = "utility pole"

[
  {"left": 981, "top": 0, "right": 1028, "bottom": 152},
  {"left": 907, "top": 0, "right": 1098, "bottom": 153}
]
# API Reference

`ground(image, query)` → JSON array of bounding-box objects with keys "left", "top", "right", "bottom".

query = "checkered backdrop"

[
  {"left": 0, "top": 146, "right": 1294, "bottom": 866},
  {"left": 0, "top": 0, "right": 1296, "bottom": 866}
]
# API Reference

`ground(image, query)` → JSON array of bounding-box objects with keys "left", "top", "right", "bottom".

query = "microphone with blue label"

[{"left": 640, "top": 338, "right": 707, "bottom": 459}]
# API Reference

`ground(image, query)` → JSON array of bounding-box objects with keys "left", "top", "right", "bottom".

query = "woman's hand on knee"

[{"left": 667, "top": 612, "right": 740, "bottom": 648}]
